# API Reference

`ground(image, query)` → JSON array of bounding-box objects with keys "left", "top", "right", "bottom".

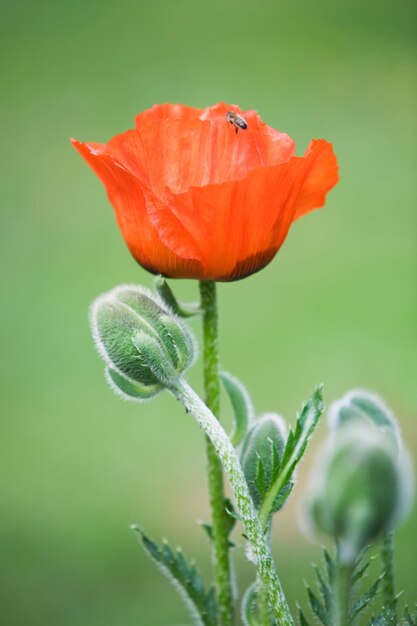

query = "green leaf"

[
  {"left": 313, "top": 564, "right": 332, "bottom": 615},
  {"left": 306, "top": 584, "right": 330, "bottom": 626},
  {"left": 241, "top": 582, "right": 259, "bottom": 626},
  {"left": 302, "top": 547, "right": 383, "bottom": 626},
  {"left": 367, "top": 612, "right": 389, "bottom": 626},
  {"left": 255, "top": 456, "right": 267, "bottom": 500},
  {"left": 281, "top": 386, "right": 324, "bottom": 469},
  {"left": 323, "top": 549, "right": 335, "bottom": 586},
  {"left": 258, "top": 386, "right": 324, "bottom": 526},
  {"left": 220, "top": 371, "right": 254, "bottom": 446},
  {"left": 153, "top": 275, "right": 202, "bottom": 317},
  {"left": 367, "top": 600, "right": 399, "bottom": 626},
  {"left": 351, "top": 558, "right": 371, "bottom": 584},
  {"left": 404, "top": 605, "right": 417, "bottom": 626},
  {"left": 199, "top": 498, "right": 236, "bottom": 548},
  {"left": 271, "top": 481, "right": 294, "bottom": 511},
  {"left": 206, "top": 586, "right": 217, "bottom": 626},
  {"left": 199, "top": 521, "right": 213, "bottom": 542},
  {"left": 132, "top": 526, "right": 217, "bottom": 626},
  {"left": 297, "top": 605, "right": 312, "bottom": 626},
  {"left": 199, "top": 508, "right": 238, "bottom": 548},
  {"left": 241, "top": 413, "right": 288, "bottom": 513},
  {"left": 298, "top": 557, "right": 332, "bottom": 626},
  {"left": 349, "top": 575, "right": 382, "bottom": 622}
]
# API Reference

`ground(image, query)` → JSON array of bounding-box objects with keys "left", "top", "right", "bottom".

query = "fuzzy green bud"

[
  {"left": 307, "top": 422, "right": 412, "bottom": 563},
  {"left": 240, "top": 413, "right": 289, "bottom": 511},
  {"left": 90, "top": 284, "right": 196, "bottom": 401},
  {"left": 329, "top": 389, "right": 401, "bottom": 454}
]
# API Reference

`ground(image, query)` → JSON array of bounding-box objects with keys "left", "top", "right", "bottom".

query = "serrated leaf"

[
  {"left": 299, "top": 552, "right": 335, "bottom": 626},
  {"left": 298, "top": 605, "right": 312, "bottom": 626},
  {"left": 200, "top": 521, "right": 213, "bottom": 541},
  {"left": 323, "top": 549, "right": 335, "bottom": 585},
  {"left": 271, "top": 481, "right": 294, "bottom": 511},
  {"left": 255, "top": 456, "right": 267, "bottom": 499},
  {"left": 271, "top": 437, "right": 281, "bottom": 477},
  {"left": 351, "top": 559, "right": 371, "bottom": 585},
  {"left": 352, "top": 544, "right": 371, "bottom": 571},
  {"left": 241, "top": 582, "right": 259, "bottom": 626},
  {"left": 303, "top": 548, "right": 384, "bottom": 626},
  {"left": 281, "top": 386, "right": 324, "bottom": 469},
  {"left": 241, "top": 414, "right": 288, "bottom": 513},
  {"left": 133, "top": 526, "right": 217, "bottom": 626},
  {"left": 404, "top": 606, "right": 417, "bottom": 626},
  {"left": 307, "top": 585, "right": 330, "bottom": 626},
  {"left": 367, "top": 612, "right": 389, "bottom": 626},
  {"left": 259, "top": 387, "right": 324, "bottom": 526},
  {"left": 200, "top": 498, "right": 236, "bottom": 547},
  {"left": 349, "top": 576, "right": 382, "bottom": 622},
  {"left": 206, "top": 586, "right": 217, "bottom": 619},
  {"left": 313, "top": 564, "right": 332, "bottom": 615},
  {"left": 199, "top": 519, "right": 235, "bottom": 548},
  {"left": 367, "top": 601, "right": 398, "bottom": 626},
  {"left": 221, "top": 371, "right": 254, "bottom": 446}
]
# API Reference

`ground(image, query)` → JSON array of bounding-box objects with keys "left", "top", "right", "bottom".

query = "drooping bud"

[
  {"left": 90, "top": 284, "right": 196, "bottom": 401},
  {"left": 240, "top": 413, "right": 290, "bottom": 512},
  {"left": 306, "top": 422, "right": 413, "bottom": 563}
]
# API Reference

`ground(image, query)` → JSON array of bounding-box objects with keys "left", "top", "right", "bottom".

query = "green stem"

[
  {"left": 199, "top": 280, "right": 233, "bottom": 626},
  {"left": 257, "top": 523, "right": 273, "bottom": 626},
  {"left": 381, "top": 531, "right": 396, "bottom": 613},
  {"left": 333, "top": 550, "right": 352, "bottom": 626},
  {"left": 172, "top": 377, "right": 295, "bottom": 626},
  {"left": 258, "top": 573, "right": 273, "bottom": 625}
]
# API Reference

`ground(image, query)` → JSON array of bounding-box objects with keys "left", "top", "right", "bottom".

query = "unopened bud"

[
  {"left": 307, "top": 422, "right": 412, "bottom": 563},
  {"left": 329, "top": 389, "right": 400, "bottom": 453},
  {"left": 240, "top": 413, "right": 289, "bottom": 511},
  {"left": 90, "top": 284, "right": 195, "bottom": 401}
]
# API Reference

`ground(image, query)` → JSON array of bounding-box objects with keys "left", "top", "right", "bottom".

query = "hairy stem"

[
  {"left": 258, "top": 573, "right": 273, "bottom": 626},
  {"left": 199, "top": 280, "right": 233, "bottom": 626},
  {"left": 257, "top": 524, "right": 273, "bottom": 626},
  {"left": 333, "top": 549, "right": 352, "bottom": 626},
  {"left": 381, "top": 531, "right": 396, "bottom": 614},
  {"left": 172, "top": 377, "right": 295, "bottom": 626}
]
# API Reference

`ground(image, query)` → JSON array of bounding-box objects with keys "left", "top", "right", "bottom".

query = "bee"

[{"left": 226, "top": 111, "right": 248, "bottom": 134}]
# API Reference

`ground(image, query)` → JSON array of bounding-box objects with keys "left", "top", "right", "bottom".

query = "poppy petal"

[
  {"left": 107, "top": 114, "right": 294, "bottom": 195},
  {"left": 72, "top": 104, "right": 338, "bottom": 281},
  {"left": 147, "top": 157, "right": 310, "bottom": 280},
  {"left": 292, "top": 139, "right": 339, "bottom": 220},
  {"left": 145, "top": 140, "right": 337, "bottom": 280},
  {"left": 71, "top": 138, "right": 205, "bottom": 278},
  {"left": 135, "top": 103, "right": 203, "bottom": 127}
]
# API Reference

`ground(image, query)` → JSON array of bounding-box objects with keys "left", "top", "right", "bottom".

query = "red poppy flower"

[{"left": 72, "top": 103, "right": 338, "bottom": 281}]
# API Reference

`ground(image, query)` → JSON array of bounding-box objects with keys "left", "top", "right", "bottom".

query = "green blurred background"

[{"left": 1, "top": 0, "right": 416, "bottom": 624}]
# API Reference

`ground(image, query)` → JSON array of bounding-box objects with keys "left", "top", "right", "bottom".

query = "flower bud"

[
  {"left": 240, "top": 413, "right": 289, "bottom": 511},
  {"left": 307, "top": 422, "right": 412, "bottom": 563},
  {"left": 90, "top": 284, "right": 195, "bottom": 401},
  {"left": 328, "top": 389, "right": 401, "bottom": 454}
]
